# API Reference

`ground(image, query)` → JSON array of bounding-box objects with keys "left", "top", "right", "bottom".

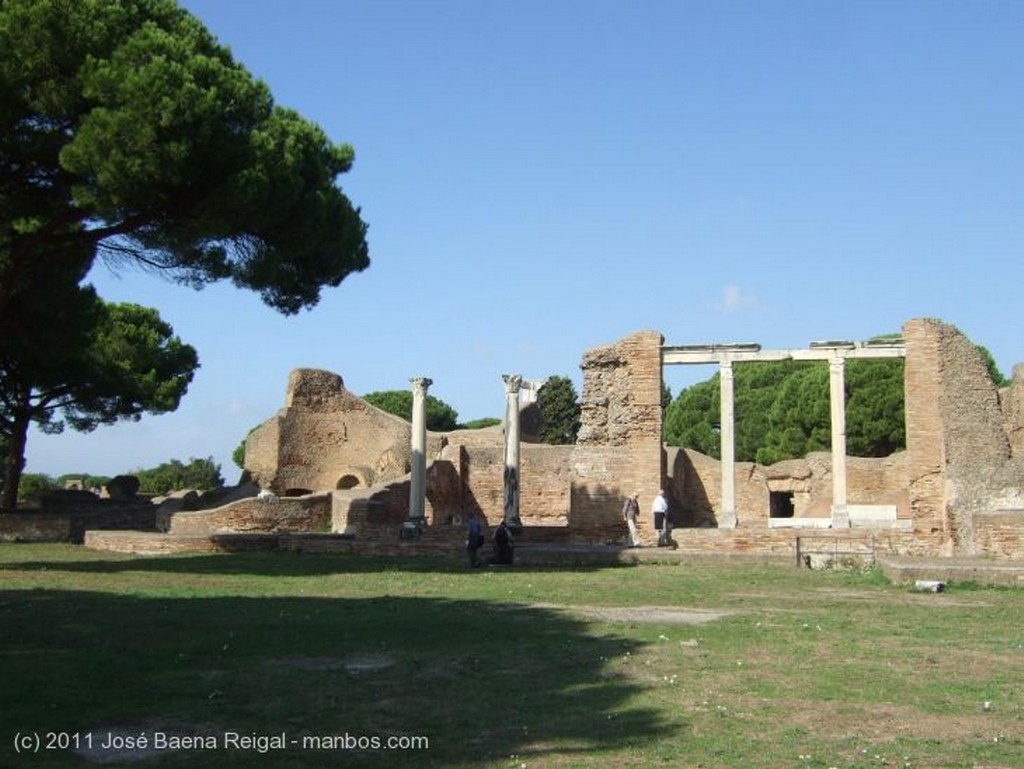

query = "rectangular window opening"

[{"left": 770, "top": 491, "right": 795, "bottom": 518}]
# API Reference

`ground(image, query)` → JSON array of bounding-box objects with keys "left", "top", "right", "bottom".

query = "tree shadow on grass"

[
  {"left": 0, "top": 589, "right": 676, "bottom": 768},
  {"left": 0, "top": 547, "right": 639, "bottom": 577}
]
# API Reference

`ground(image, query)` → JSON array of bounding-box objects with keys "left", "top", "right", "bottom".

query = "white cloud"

[
  {"left": 717, "top": 284, "right": 758, "bottom": 312},
  {"left": 224, "top": 399, "right": 249, "bottom": 416}
]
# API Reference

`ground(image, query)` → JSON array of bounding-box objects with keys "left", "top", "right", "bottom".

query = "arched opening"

[{"left": 336, "top": 475, "right": 360, "bottom": 490}]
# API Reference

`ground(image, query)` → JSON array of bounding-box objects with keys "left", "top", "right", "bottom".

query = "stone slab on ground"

[{"left": 877, "top": 554, "right": 1024, "bottom": 588}]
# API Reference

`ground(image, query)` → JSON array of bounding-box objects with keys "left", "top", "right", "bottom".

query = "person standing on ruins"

[
  {"left": 622, "top": 491, "right": 640, "bottom": 547},
  {"left": 651, "top": 490, "right": 669, "bottom": 546}
]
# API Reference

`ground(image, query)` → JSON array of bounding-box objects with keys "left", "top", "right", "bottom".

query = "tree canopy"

[
  {"left": 536, "top": 375, "right": 581, "bottom": 445},
  {"left": 665, "top": 359, "right": 907, "bottom": 464},
  {"left": 978, "top": 346, "right": 1010, "bottom": 387},
  {"left": 11, "top": 458, "right": 220, "bottom": 503},
  {"left": 0, "top": 0, "right": 369, "bottom": 320},
  {"left": 362, "top": 390, "right": 459, "bottom": 432},
  {"left": 461, "top": 417, "right": 502, "bottom": 430},
  {"left": 0, "top": 300, "right": 198, "bottom": 511},
  {"left": 134, "top": 456, "right": 223, "bottom": 495},
  {"left": 1, "top": 0, "right": 370, "bottom": 510},
  {"left": 664, "top": 342, "right": 1008, "bottom": 465}
]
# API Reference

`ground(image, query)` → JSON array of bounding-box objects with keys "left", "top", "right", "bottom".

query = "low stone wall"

[
  {"left": 83, "top": 531, "right": 280, "bottom": 555},
  {"left": 1, "top": 513, "right": 75, "bottom": 542},
  {"left": 1, "top": 506, "right": 157, "bottom": 543},
  {"left": 878, "top": 554, "right": 1024, "bottom": 588},
  {"left": 282, "top": 533, "right": 461, "bottom": 559},
  {"left": 166, "top": 494, "right": 331, "bottom": 535},
  {"left": 662, "top": 526, "right": 926, "bottom": 560}
]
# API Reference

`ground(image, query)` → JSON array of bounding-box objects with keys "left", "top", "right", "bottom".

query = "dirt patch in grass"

[
  {"left": 725, "top": 588, "right": 994, "bottom": 610},
  {"left": 532, "top": 603, "right": 735, "bottom": 625}
]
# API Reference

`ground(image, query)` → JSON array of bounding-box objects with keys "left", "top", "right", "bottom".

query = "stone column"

[
  {"left": 502, "top": 374, "right": 523, "bottom": 526},
  {"left": 828, "top": 357, "right": 850, "bottom": 527},
  {"left": 719, "top": 360, "right": 737, "bottom": 528},
  {"left": 408, "top": 376, "right": 432, "bottom": 524}
]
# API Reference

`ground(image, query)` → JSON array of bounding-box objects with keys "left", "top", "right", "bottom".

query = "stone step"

[{"left": 877, "top": 555, "right": 1024, "bottom": 588}]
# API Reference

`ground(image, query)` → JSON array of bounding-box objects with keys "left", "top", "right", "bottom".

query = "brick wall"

[
  {"left": 903, "top": 319, "right": 951, "bottom": 548},
  {"left": 451, "top": 443, "right": 575, "bottom": 527},
  {"left": 973, "top": 512, "right": 1024, "bottom": 559},
  {"left": 577, "top": 330, "right": 664, "bottom": 543},
  {"left": 903, "top": 318, "right": 1024, "bottom": 556},
  {"left": 563, "top": 445, "right": 634, "bottom": 542}
]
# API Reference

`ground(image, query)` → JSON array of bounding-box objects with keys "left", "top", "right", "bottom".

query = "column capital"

[
  {"left": 409, "top": 377, "right": 433, "bottom": 394},
  {"left": 502, "top": 374, "right": 523, "bottom": 394}
]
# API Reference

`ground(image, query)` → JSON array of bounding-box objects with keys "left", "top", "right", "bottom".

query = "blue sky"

[{"left": 27, "top": 0, "right": 1024, "bottom": 481}]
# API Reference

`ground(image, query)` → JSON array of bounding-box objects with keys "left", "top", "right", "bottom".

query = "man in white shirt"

[{"left": 651, "top": 490, "right": 669, "bottom": 546}]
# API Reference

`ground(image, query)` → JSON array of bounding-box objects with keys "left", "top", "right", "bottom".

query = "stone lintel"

[{"left": 662, "top": 344, "right": 906, "bottom": 366}]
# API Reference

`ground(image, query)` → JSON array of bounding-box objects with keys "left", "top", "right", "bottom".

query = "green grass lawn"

[{"left": 1, "top": 544, "right": 1021, "bottom": 768}]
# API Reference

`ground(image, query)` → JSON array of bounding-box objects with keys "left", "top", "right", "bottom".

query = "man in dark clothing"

[{"left": 492, "top": 519, "right": 515, "bottom": 565}]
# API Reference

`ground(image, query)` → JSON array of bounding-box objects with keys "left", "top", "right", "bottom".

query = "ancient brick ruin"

[
  {"left": 75, "top": 316, "right": 1023, "bottom": 561},
  {"left": 212, "top": 317, "right": 1020, "bottom": 559},
  {"left": 903, "top": 319, "right": 1024, "bottom": 557}
]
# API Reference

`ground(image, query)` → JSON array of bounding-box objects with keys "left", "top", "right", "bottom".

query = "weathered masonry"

[{"left": 137, "top": 316, "right": 1022, "bottom": 560}]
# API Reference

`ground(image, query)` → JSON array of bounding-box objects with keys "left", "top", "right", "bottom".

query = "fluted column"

[{"left": 502, "top": 374, "right": 523, "bottom": 526}]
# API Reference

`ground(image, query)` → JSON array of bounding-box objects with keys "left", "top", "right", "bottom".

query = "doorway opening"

[{"left": 770, "top": 491, "right": 795, "bottom": 518}]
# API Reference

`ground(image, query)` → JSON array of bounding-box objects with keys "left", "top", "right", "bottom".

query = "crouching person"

[{"left": 492, "top": 519, "right": 515, "bottom": 565}]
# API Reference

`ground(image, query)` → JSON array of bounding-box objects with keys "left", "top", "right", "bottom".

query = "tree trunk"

[{"left": 1, "top": 410, "right": 31, "bottom": 513}]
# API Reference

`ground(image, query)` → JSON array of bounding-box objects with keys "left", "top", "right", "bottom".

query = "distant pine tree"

[{"left": 537, "top": 376, "right": 581, "bottom": 445}]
